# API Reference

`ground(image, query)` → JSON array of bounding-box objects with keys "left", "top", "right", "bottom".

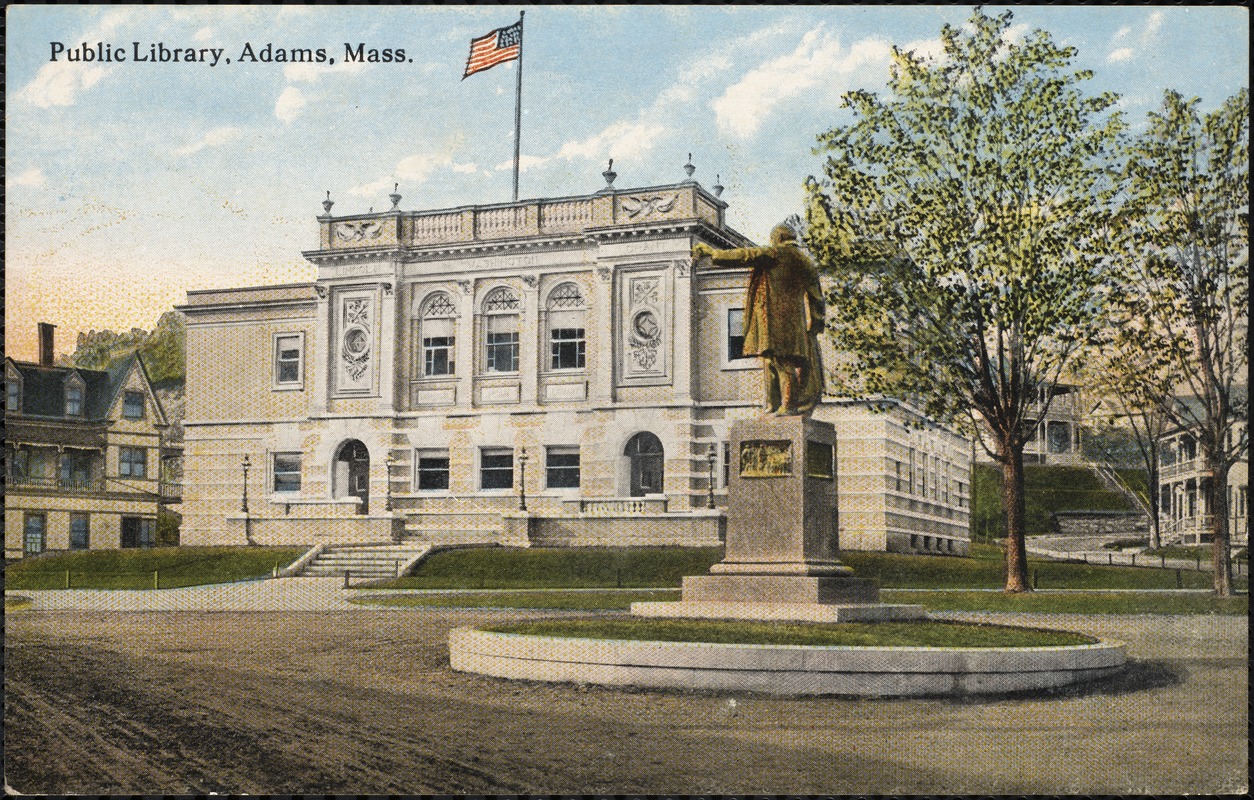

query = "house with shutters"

[
  {"left": 177, "top": 173, "right": 972, "bottom": 558},
  {"left": 5, "top": 323, "right": 172, "bottom": 559}
]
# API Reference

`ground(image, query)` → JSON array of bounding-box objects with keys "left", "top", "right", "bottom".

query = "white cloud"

[
  {"left": 1105, "top": 11, "right": 1166, "bottom": 65},
  {"left": 283, "top": 59, "right": 368, "bottom": 83},
  {"left": 275, "top": 87, "right": 308, "bottom": 123},
  {"left": 8, "top": 167, "right": 47, "bottom": 188},
  {"left": 174, "top": 126, "right": 244, "bottom": 156},
  {"left": 193, "top": 26, "right": 214, "bottom": 43},
  {"left": 713, "top": 27, "right": 893, "bottom": 139},
  {"left": 348, "top": 152, "right": 480, "bottom": 197},
  {"left": 18, "top": 8, "right": 134, "bottom": 108},
  {"left": 1144, "top": 11, "right": 1164, "bottom": 40},
  {"left": 1106, "top": 47, "right": 1135, "bottom": 64}
]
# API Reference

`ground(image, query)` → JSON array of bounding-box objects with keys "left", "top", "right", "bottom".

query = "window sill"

[{"left": 271, "top": 384, "right": 305, "bottom": 392}]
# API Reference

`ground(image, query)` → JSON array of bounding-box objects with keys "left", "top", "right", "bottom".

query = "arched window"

[
  {"left": 546, "top": 282, "right": 586, "bottom": 371},
  {"left": 624, "top": 432, "right": 664, "bottom": 497},
  {"left": 482, "top": 287, "right": 520, "bottom": 373},
  {"left": 416, "top": 292, "right": 457, "bottom": 377}
]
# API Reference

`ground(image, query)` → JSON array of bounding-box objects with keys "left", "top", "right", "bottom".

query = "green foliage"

[
  {"left": 375, "top": 546, "right": 724, "bottom": 590},
  {"left": 156, "top": 509, "right": 182, "bottom": 547},
  {"left": 61, "top": 310, "right": 186, "bottom": 386},
  {"left": 482, "top": 619, "right": 1097, "bottom": 648},
  {"left": 970, "top": 464, "right": 1142, "bottom": 538},
  {"left": 884, "top": 590, "right": 1248, "bottom": 616},
  {"left": 4, "top": 596, "right": 33, "bottom": 612},
  {"left": 6, "top": 546, "right": 304, "bottom": 590}
]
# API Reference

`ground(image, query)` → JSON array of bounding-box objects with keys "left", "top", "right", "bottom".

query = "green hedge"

[{"left": 5, "top": 546, "right": 306, "bottom": 590}]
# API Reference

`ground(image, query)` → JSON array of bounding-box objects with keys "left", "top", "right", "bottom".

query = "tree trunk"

[
  {"left": 1000, "top": 439, "right": 1031, "bottom": 593},
  {"left": 1209, "top": 463, "right": 1232, "bottom": 597},
  {"left": 1147, "top": 457, "right": 1161, "bottom": 550}
]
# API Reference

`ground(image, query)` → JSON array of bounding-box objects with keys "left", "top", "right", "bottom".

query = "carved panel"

[
  {"left": 336, "top": 292, "right": 375, "bottom": 393},
  {"left": 618, "top": 269, "right": 668, "bottom": 382},
  {"left": 620, "top": 194, "right": 678, "bottom": 219}
]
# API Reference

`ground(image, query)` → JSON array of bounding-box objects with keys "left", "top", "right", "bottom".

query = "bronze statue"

[{"left": 694, "top": 224, "right": 824, "bottom": 415}]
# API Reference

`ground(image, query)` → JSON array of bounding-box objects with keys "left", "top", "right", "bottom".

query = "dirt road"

[{"left": 4, "top": 609, "right": 1247, "bottom": 794}]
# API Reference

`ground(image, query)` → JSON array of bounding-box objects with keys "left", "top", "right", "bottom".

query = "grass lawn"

[
  {"left": 971, "top": 463, "right": 1145, "bottom": 538},
  {"left": 883, "top": 589, "right": 1249, "bottom": 616},
  {"left": 351, "top": 588, "right": 680, "bottom": 611},
  {"left": 5, "top": 596, "right": 33, "bottom": 612},
  {"left": 374, "top": 546, "right": 723, "bottom": 590},
  {"left": 377, "top": 542, "right": 1231, "bottom": 592},
  {"left": 4, "top": 546, "right": 307, "bottom": 590},
  {"left": 481, "top": 618, "right": 1097, "bottom": 648}
]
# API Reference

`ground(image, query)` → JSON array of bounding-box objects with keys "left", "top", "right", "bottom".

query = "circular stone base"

[{"left": 449, "top": 628, "right": 1126, "bottom": 697}]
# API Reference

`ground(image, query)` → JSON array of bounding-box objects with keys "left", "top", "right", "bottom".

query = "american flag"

[{"left": 463, "top": 20, "right": 522, "bottom": 79}]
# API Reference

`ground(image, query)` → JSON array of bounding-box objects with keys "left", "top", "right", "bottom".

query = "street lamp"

[
  {"left": 517, "top": 446, "right": 529, "bottom": 512},
  {"left": 241, "top": 454, "right": 251, "bottom": 513},
  {"left": 707, "top": 446, "right": 718, "bottom": 509},
  {"left": 241, "top": 454, "right": 254, "bottom": 546},
  {"left": 384, "top": 457, "right": 397, "bottom": 512}
]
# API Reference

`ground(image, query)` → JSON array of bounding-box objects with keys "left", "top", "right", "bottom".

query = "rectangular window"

[
  {"left": 727, "top": 308, "right": 747, "bottom": 361},
  {"left": 722, "top": 441, "right": 731, "bottom": 488},
  {"left": 119, "top": 446, "right": 147, "bottom": 478},
  {"left": 275, "top": 334, "right": 304, "bottom": 387},
  {"left": 546, "top": 446, "right": 581, "bottom": 489},
  {"left": 550, "top": 328, "right": 586, "bottom": 370},
  {"left": 70, "top": 513, "right": 90, "bottom": 550},
  {"left": 23, "top": 513, "right": 46, "bottom": 555},
  {"left": 416, "top": 450, "right": 451, "bottom": 491},
  {"left": 65, "top": 386, "right": 83, "bottom": 416},
  {"left": 273, "top": 453, "right": 302, "bottom": 493},
  {"left": 6, "top": 380, "right": 19, "bottom": 412},
  {"left": 480, "top": 448, "right": 514, "bottom": 490},
  {"left": 123, "top": 391, "right": 145, "bottom": 419},
  {"left": 121, "top": 517, "right": 156, "bottom": 549},
  {"left": 423, "top": 336, "right": 456, "bottom": 376},
  {"left": 485, "top": 315, "right": 520, "bottom": 373}
]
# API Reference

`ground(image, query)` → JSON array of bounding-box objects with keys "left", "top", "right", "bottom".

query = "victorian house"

[{"left": 5, "top": 324, "right": 172, "bottom": 558}]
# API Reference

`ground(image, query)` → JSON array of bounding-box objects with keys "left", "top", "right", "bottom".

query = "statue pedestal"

[{"left": 634, "top": 415, "right": 924, "bottom": 623}]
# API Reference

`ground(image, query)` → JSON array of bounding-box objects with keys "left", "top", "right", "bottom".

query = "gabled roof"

[{"left": 5, "top": 352, "right": 165, "bottom": 424}]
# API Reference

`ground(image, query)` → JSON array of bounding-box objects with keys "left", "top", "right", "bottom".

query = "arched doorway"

[
  {"left": 335, "top": 439, "right": 370, "bottom": 514},
  {"left": 624, "top": 432, "right": 664, "bottom": 497}
]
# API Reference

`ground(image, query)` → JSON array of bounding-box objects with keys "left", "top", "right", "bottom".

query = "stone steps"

[{"left": 297, "top": 544, "right": 431, "bottom": 580}]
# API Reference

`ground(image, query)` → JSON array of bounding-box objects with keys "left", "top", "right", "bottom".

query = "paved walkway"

[{"left": 13, "top": 577, "right": 361, "bottom": 612}]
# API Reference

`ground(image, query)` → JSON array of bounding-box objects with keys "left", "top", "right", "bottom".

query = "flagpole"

[{"left": 512, "top": 10, "right": 524, "bottom": 202}]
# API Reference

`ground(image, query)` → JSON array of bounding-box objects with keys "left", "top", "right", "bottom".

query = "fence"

[{"left": 1026, "top": 545, "right": 1248, "bottom": 577}]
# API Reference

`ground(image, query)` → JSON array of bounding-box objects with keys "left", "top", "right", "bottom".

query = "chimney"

[{"left": 38, "top": 322, "right": 56, "bottom": 367}]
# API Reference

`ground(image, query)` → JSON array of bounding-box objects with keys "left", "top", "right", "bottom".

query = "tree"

[
  {"left": 1115, "top": 89, "right": 1249, "bottom": 596},
  {"left": 804, "top": 8, "right": 1123, "bottom": 591},
  {"left": 60, "top": 311, "right": 186, "bottom": 386}
]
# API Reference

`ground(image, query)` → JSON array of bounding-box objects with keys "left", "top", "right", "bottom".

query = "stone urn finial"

[
  {"left": 684, "top": 153, "right": 696, "bottom": 178},
  {"left": 602, "top": 158, "right": 617, "bottom": 189},
  {"left": 321, "top": 190, "right": 334, "bottom": 216},
  {"left": 713, "top": 174, "right": 724, "bottom": 197},
  {"left": 389, "top": 183, "right": 402, "bottom": 211}
]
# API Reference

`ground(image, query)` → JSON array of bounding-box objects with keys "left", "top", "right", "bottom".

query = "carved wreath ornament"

[
  {"left": 335, "top": 220, "right": 384, "bottom": 243},
  {"left": 629, "top": 310, "right": 661, "bottom": 369},
  {"left": 621, "top": 194, "right": 677, "bottom": 218}
]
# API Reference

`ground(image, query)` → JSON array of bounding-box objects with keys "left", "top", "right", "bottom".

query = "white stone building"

[{"left": 178, "top": 178, "right": 971, "bottom": 555}]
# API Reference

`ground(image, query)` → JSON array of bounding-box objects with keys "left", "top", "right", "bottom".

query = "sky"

[{"left": 5, "top": 4, "right": 1249, "bottom": 361}]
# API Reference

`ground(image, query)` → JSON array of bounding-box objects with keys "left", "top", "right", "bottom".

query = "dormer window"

[
  {"left": 65, "top": 385, "right": 84, "bottom": 416},
  {"left": 123, "top": 391, "right": 145, "bottom": 419},
  {"left": 7, "top": 377, "right": 21, "bottom": 413}
]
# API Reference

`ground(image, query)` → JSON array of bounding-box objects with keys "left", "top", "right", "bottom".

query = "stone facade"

[
  {"left": 5, "top": 329, "right": 172, "bottom": 559},
  {"left": 178, "top": 181, "right": 971, "bottom": 554}
]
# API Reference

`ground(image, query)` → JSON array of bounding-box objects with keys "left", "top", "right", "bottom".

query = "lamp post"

[
  {"left": 707, "top": 446, "right": 717, "bottom": 509},
  {"left": 384, "top": 457, "right": 396, "bottom": 512},
  {"left": 241, "top": 454, "right": 254, "bottom": 545},
  {"left": 241, "top": 454, "right": 251, "bottom": 512},
  {"left": 518, "top": 446, "right": 529, "bottom": 512}
]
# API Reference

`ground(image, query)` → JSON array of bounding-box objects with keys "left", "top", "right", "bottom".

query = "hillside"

[{"left": 972, "top": 464, "right": 1147, "bottom": 540}]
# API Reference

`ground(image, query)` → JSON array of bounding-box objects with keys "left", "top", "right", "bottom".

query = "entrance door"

[
  {"left": 625, "top": 432, "right": 664, "bottom": 497},
  {"left": 23, "top": 514, "right": 45, "bottom": 555},
  {"left": 336, "top": 440, "right": 370, "bottom": 514}
]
